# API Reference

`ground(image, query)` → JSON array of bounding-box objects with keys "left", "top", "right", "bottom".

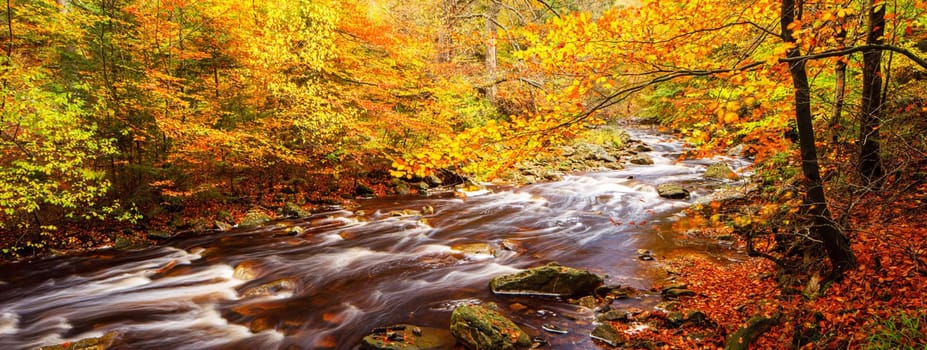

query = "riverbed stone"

[
  {"left": 240, "top": 209, "right": 272, "bottom": 228},
  {"left": 40, "top": 331, "right": 119, "bottom": 350},
  {"left": 452, "top": 243, "right": 497, "bottom": 257},
  {"left": 449, "top": 304, "right": 531, "bottom": 350},
  {"left": 590, "top": 324, "right": 624, "bottom": 347},
  {"left": 630, "top": 154, "right": 654, "bottom": 165},
  {"left": 361, "top": 324, "right": 456, "bottom": 350},
  {"left": 282, "top": 202, "right": 312, "bottom": 218},
  {"left": 489, "top": 263, "right": 604, "bottom": 297},
  {"left": 146, "top": 230, "right": 172, "bottom": 240},
  {"left": 657, "top": 183, "right": 690, "bottom": 199},
  {"left": 704, "top": 162, "right": 738, "bottom": 180},
  {"left": 215, "top": 220, "right": 233, "bottom": 232},
  {"left": 233, "top": 260, "right": 260, "bottom": 281},
  {"left": 241, "top": 278, "right": 296, "bottom": 298}
]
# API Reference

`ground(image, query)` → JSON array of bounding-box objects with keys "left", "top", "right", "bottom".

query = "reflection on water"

[{"left": 0, "top": 130, "right": 749, "bottom": 349}]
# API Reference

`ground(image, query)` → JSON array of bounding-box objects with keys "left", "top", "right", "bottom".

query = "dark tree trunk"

[
  {"left": 859, "top": 0, "right": 885, "bottom": 183},
  {"left": 780, "top": 0, "right": 856, "bottom": 275},
  {"left": 831, "top": 29, "right": 847, "bottom": 143}
]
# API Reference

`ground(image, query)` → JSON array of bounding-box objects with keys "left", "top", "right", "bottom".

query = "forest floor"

[{"left": 623, "top": 168, "right": 927, "bottom": 349}]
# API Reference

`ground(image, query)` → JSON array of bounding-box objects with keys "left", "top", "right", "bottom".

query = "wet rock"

[
  {"left": 215, "top": 220, "right": 233, "bottom": 232},
  {"left": 241, "top": 278, "right": 296, "bottom": 298},
  {"left": 421, "top": 205, "right": 435, "bottom": 215},
  {"left": 599, "top": 309, "right": 629, "bottom": 322},
  {"left": 250, "top": 317, "right": 276, "bottom": 332},
  {"left": 286, "top": 226, "right": 305, "bottom": 236},
  {"left": 449, "top": 304, "right": 531, "bottom": 350},
  {"left": 629, "top": 154, "right": 654, "bottom": 165},
  {"left": 114, "top": 236, "right": 150, "bottom": 251},
  {"left": 40, "top": 331, "right": 119, "bottom": 350},
  {"left": 146, "top": 230, "right": 172, "bottom": 240},
  {"left": 355, "top": 183, "right": 376, "bottom": 197},
  {"left": 500, "top": 239, "right": 524, "bottom": 253},
  {"left": 637, "top": 249, "right": 655, "bottom": 260},
  {"left": 704, "top": 162, "right": 738, "bottom": 180},
  {"left": 452, "top": 243, "right": 497, "bottom": 257},
  {"left": 656, "top": 183, "right": 690, "bottom": 199},
  {"left": 240, "top": 209, "right": 272, "bottom": 228},
  {"left": 634, "top": 144, "right": 653, "bottom": 152},
  {"left": 590, "top": 324, "right": 624, "bottom": 347},
  {"left": 573, "top": 295, "right": 598, "bottom": 309},
  {"left": 490, "top": 263, "right": 604, "bottom": 297},
  {"left": 661, "top": 283, "right": 696, "bottom": 298},
  {"left": 394, "top": 182, "right": 411, "bottom": 195},
  {"left": 361, "top": 324, "right": 456, "bottom": 350},
  {"left": 576, "top": 143, "right": 618, "bottom": 163},
  {"left": 282, "top": 202, "right": 312, "bottom": 218},
  {"left": 424, "top": 175, "right": 443, "bottom": 187},
  {"left": 233, "top": 261, "right": 260, "bottom": 281}
]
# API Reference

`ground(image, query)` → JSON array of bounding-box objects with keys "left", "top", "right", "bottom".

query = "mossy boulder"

[
  {"left": 240, "top": 209, "right": 272, "bottom": 228},
  {"left": 704, "top": 162, "right": 738, "bottom": 180},
  {"left": 282, "top": 202, "right": 312, "bottom": 218},
  {"left": 489, "top": 263, "right": 603, "bottom": 297},
  {"left": 449, "top": 304, "right": 531, "bottom": 350},
  {"left": 361, "top": 324, "right": 456, "bottom": 350}
]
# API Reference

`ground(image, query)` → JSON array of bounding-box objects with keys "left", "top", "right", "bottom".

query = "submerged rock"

[
  {"left": 489, "top": 263, "right": 603, "bottom": 297},
  {"left": 40, "top": 331, "right": 119, "bottom": 350},
  {"left": 629, "top": 154, "right": 654, "bottom": 165},
  {"left": 241, "top": 278, "right": 296, "bottom": 298},
  {"left": 704, "top": 162, "right": 738, "bottom": 180},
  {"left": 449, "top": 304, "right": 531, "bottom": 350},
  {"left": 656, "top": 183, "right": 690, "bottom": 200},
  {"left": 233, "top": 260, "right": 260, "bottom": 281},
  {"left": 452, "top": 243, "right": 497, "bottom": 257},
  {"left": 361, "top": 324, "right": 456, "bottom": 350}
]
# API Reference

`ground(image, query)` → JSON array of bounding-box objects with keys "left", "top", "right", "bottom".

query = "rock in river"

[
  {"left": 361, "top": 324, "right": 456, "bottom": 350},
  {"left": 450, "top": 304, "right": 531, "bottom": 350},
  {"left": 489, "top": 263, "right": 603, "bottom": 297},
  {"left": 656, "top": 183, "right": 690, "bottom": 200}
]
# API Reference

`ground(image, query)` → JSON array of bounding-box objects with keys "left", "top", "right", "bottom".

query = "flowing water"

[{"left": 0, "top": 130, "right": 749, "bottom": 350}]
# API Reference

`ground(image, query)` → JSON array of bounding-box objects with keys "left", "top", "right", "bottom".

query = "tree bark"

[
  {"left": 484, "top": 0, "right": 499, "bottom": 104},
  {"left": 830, "top": 29, "right": 847, "bottom": 143},
  {"left": 859, "top": 0, "right": 885, "bottom": 183},
  {"left": 780, "top": 0, "right": 856, "bottom": 275}
]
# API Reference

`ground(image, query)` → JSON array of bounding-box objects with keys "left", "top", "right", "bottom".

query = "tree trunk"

[
  {"left": 859, "top": 0, "right": 885, "bottom": 183},
  {"left": 484, "top": 0, "right": 499, "bottom": 104},
  {"left": 830, "top": 29, "right": 847, "bottom": 143},
  {"left": 438, "top": 0, "right": 456, "bottom": 63},
  {"left": 780, "top": 0, "right": 856, "bottom": 275}
]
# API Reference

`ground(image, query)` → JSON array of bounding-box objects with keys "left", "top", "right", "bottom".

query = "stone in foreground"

[
  {"left": 450, "top": 304, "right": 531, "bottom": 350},
  {"left": 489, "top": 263, "right": 604, "bottom": 297},
  {"left": 361, "top": 324, "right": 456, "bottom": 350}
]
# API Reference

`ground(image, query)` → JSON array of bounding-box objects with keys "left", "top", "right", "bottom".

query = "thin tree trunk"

[
  {"left": 859, "top": 0, "right": 885, "bottom": 183},
  {"left": 485, "top": 0, "right": 499, "bottom": 104},
  {"left": 831, "top": 29, "right": 847, "bottom": 143},
  {"left": 781, "top": 0, "right": 856, "bottom": 275}
]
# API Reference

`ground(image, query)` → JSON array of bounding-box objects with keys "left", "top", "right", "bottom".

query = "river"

[{"left": 0, "top": 129, "right": 749, "bottom": 349}]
